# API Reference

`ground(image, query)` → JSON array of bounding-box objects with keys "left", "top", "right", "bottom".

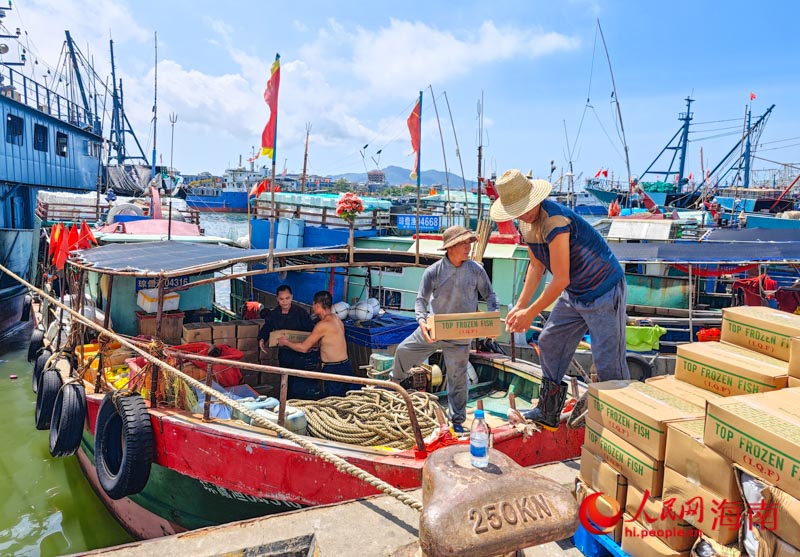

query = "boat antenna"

[
  {"left": 563, "top": 120, "right": 576, "bottom": 209},
  {"left": 443, "top": 91, "right": 469, "bottom": 205},
  {"left": 597, "top": 20, "right": 632, "bottom": 205},
  {"left": 428, "top": 85, "right": 452, "bottom": 225},
  {"left": 168, "top": 112, "right": 177, "bottom": 240},
  {"left": 151, "top": 31, "right": 158, "bottom": 181}
]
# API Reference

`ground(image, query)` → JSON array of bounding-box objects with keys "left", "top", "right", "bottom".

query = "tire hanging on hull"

[
  {"left": 28, "top": 328, "right": 45, "bottom": 362},
  {"left": 32, "top": 349, "right": 53, "bottom": 394},
  {"left": 95, "top": 392, "right": 154, "bottom": 500},
  {"left": 35, "top": 368, "right": 63, "bottom": 430},
  {"left": 49, "top": 382, "right": 87, "bottom": 457}
]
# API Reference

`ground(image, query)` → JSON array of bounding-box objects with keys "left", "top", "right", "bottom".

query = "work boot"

[{"left": 522, "top": 378, "right": 568, "bottom": 432}]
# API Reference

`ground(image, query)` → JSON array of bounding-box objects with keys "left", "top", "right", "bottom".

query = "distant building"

[{"left": 367, "top": 169, "right": 387, "bottom": 193}]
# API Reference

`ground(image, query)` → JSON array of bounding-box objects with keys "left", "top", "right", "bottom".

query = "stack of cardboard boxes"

[
  {"left": 177, "top": 319, "right": 264, "bottom": 385},
  {"left": 577, "top": 306, "right": 800, "bottom": 557}
]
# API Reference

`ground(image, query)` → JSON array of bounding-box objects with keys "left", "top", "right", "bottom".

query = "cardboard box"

[
  {"left": 213, "top": 336, "right": 236, "bottom": 348},
  {"left": 210, "top": 321, "right": 237, "bottom": 339},
  {"left": 704, "top": 389, "right": 800, "bottom": 501},
  {"left": 747, "top": 527, "right": 800, "bottom": 557},
  {"left": 268, "top": 329, "right": 311, "bottom": 348},
  {"left": 579, "top": 446, "right": 627, "bottom": 543},
  {"left": 662, "top": 468, "right": 740, "bottom": 545},
  {"left": 645, "top": 375, "right": 722, "bottom": 408},
  {"left": 733, "top": 464, "right": 800, "bottom": 550},
  {"left": 721, "top": 305, "right": 800, "bottom": 363},
  {"left": 621, "top": 515, "right": 691, "bottom": 556},
  {"left": 585, "top": 417, "right": 664, "bottom": 496},
  {"left": 588, "top": 380, "right": 703, "bottom": 460},
  {"left": 575, "top": 478, "right": 625, "bottom": 543},
  {"left": 426, "top": 311, "right": 501, "bottom": 341},
  {"left": 182, "top": 322, "right": 212, "bottom": 343},
  {"left": 665, "top": 420, "right": 739, "bottom": 502},
  {"left": 237, "top": 337, "right": 259, "bottom": 352},
  {"left": 790, "top": 377, "right": 800, "bottom": 388},
  {"left": 237, "top": 320, "right": 261, "bottom": 339},
  {"left": 625, "top": 485, "right": 698, "bottom": 551},
  {"left": 240, "top": 349, "right": 259, "bottom": 364},
  {"left": 675, "top": 341, "right": 788, "bottom": 396}
]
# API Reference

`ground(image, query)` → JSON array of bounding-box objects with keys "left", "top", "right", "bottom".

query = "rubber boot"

[{"left": 522, "top": 378, "right": 568, "bottom": 432}]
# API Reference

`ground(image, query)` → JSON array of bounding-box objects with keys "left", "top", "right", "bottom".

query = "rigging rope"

[
  {"left": 4, "top": 263, "right": 424, "bottom": 512},
  {"left": 290, "top": 390, "right": 442, "bottom": 450}
]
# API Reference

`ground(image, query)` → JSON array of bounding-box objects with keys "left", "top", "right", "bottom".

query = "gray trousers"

[
  {"left": 390, "top": 328, "right": 470, "bottom": 425},
  {"left": 539, "top": 278, "right": 630, "bottom": 383}
]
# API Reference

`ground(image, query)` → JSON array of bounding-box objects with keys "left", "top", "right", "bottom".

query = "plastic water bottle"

[{"left": 470, "top": 409, "right": 489, "bottom": 468}]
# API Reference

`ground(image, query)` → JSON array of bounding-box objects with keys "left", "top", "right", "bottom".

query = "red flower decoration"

[{"left": 336, "top": 192, "right": 364, "bottom": 223}]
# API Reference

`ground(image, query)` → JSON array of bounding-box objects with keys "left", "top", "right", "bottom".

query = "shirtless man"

[{"left": 277, "top": 290, "right": 357, "bottom": 397}]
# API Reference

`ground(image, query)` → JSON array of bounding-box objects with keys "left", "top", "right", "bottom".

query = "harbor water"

[{"left": 0, "top": 212, "right": 248, "bottom": 556}]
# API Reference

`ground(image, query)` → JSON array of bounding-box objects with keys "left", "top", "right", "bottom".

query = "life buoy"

[
  {"left": 32, "top": 348, "right": 53, "bottom": 394},
  {"left": 95, "top": 392, "right": 153, "bottom": 499},
  {"left": 49, "top": 382, "right": 87, "bottom": 457},
  {"left": 35, "top": 368, "right": 63, "bottom": 430},
  {"left": 27, "top": 328, "right": 45, "bottom": 362},
  {"left": 106, "top": 203, "right": 144, "bottom": 224}
]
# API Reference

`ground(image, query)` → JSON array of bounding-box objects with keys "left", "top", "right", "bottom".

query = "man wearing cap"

[
  {"left": 390, "top": 225, "right": 498, "bottom": 432},
  {"left": 490, "top": 169, "right": 629, "bottom": 430}
]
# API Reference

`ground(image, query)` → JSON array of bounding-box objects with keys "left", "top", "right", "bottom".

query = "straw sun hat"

[
  {"left": 489, "top": 169, "right": 553, "bottom": 222},
  {"left": 440, "top": 225, "right": 478, "bottom": 249}
]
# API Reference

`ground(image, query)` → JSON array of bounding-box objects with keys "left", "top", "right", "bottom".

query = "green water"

[{"left": 0, "top": 324, "right": 133, "bottom": 556}]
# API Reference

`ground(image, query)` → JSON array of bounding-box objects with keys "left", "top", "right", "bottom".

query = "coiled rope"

[
  {"left": 290, "top": 389, "right": 442, "bottom": 450},
  {"left": 4, "top": 263, "right": 424, "bottom": 512}
]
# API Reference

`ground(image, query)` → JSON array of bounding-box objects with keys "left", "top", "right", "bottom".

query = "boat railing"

[
  {"left": 159, "top": 348, "right": 429, "bottom": 452},
  {"left": 0, "top": 63, "right": 99, "bottom": 134},
  {"left": 35, "top": 198, "right": 201, "bottom": 226},
  {"left": 253, "top": 199, "right": 391, "bottom": 230}
]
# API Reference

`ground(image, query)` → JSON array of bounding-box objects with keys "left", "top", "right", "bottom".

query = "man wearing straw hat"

[
  {"left": 490, "top": 169, "right": 629, "bottom": 430},
  {"left": 390, "top": 225, "right": 498, "bottom": 433}
]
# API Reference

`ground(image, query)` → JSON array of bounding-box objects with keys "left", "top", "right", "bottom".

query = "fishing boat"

[
  {"left": 0, "top": 6, "right": 105, "bottom": 337},
  {"left": 16, "top": 235, "right": 584, "bottom": 540}
]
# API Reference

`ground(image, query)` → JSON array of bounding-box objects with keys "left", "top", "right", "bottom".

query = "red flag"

[
  {"left": 407, "top": 99, "right": 421, "bottom": 178},
  {"left": 49, "top": 223, "right": 63, "bottom": 257},
  {"left": 749, "top": 92, "right": 756, "bottom": 101},
  {"left": 79, "top": 220, "right": 97, "bottom": 248},
  {"left": 50, "top": 226, "right": 64, "bottom": 265},
  {"left": 594, "top": 168, "right": 603, "bottom": 178},
  {"left": 260, "top": 54, "right": 281, "bottom": 159},
  {"left": 601, "top": 169, "right": 608, "bottom": 178},
  {"left": 67, "top": 224, "right": 79, "bottom": 251},
  {"left": 249, "top": 179, "right": 268, "bottom": 198},
  {"left": 688, "top": 172, "right": 694, "bottom": 181}
]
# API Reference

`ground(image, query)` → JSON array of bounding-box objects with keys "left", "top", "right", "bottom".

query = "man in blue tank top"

[{"left": 490, "top": 169, "right": 629, "bottom": 430}]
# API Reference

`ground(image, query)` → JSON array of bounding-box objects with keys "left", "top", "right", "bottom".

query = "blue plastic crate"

[{"left": 572, "top": 523, "right": 630, "bottom": 557}]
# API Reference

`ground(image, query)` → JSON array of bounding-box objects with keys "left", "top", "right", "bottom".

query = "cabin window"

[
  {"left": 83, "top": 139, "right": 101, "bottom": 158},
  {"left": 34, "top": 124, "right": 48, "bottom": 152},
  {"left": 370, "top": 288, "right": 401, "bottom": 309},
  {"left": 5, "top": 114, "right": 23, "bottom": 145},
  {"left": 56, "top": 131, "right": 68, "bottom": 157}
]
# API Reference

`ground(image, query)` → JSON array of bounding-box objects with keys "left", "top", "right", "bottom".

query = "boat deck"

[{"left": 71, "top": 458, "right": 584, "bottom": 557}]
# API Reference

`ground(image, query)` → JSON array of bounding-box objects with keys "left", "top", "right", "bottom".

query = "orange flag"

[
  {"left": 49, "top": 223, "right": 63, "bottom": 258},
  {"left": 79, "top": 220, "right": 97, "bottom": 248},
  {"left": 249, "top": 179, "right": 269, "bottom": 198},
  {"left": 407, "top": 98, "right": 421, "bottom": 179}
]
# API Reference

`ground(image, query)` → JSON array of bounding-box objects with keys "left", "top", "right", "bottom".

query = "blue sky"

[{"left": 3, "top": 0, "right": 799, "bottom": 185}]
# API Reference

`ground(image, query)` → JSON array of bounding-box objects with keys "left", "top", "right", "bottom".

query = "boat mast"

[
  {"left": 476, "top": 92, "right": 484, "bottom": 220},
  {"left": 742, "top": 107, "right": 753, "bottom": 190},
  {"left": 443, "top": 91, "right": 469, "bottom": 204},
  {"left": 301, "top": 123, "right": 311, "bottom": 193},
  {"left": 108, "top": 39, "right": 149, "bottom": 165},
  {"left": 151, "top": 31, "right": 158, "bottom": 180},
  {"left": 597, "top": 20, "right": 632, "bottom": 203},
  {"left": 563, "top": 120, "right": 576, "bottom": 210},
  {"left": 428, "top": 85, "right": 452, "bottom": 224}
]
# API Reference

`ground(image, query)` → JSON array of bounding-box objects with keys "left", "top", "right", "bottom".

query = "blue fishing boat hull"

[{"left": 185, "top": 191, "right": 248, "bottom": 212}]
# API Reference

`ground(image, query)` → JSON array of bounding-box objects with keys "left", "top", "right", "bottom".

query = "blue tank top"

[{"left": 523, "top": 200, "right": 623, "bottom": 303}]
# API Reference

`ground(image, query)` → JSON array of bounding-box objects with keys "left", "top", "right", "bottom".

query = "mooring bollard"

[{"left": 415, "top": 445, "right": 578, "bottom": 557}]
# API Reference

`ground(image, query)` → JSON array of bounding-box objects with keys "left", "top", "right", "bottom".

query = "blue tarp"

[{"left": 344, "top": 314, "right": 418, "bottom": 348}]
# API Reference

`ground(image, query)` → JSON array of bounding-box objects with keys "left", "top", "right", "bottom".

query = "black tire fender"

[
  {"left": 32, "top": 349, "right": 53, "bottom": 394},
  {"left": 28, "top": 328, "right": 45, "bottom": 362},
  {"left": 35, "top": 368, "right": 63, "bottom": 430},
  {"left": 49, "top": 383, "right": 87, "bottom": 457},
  {"left": 95, "top": 392, "right": 153, "bottom": 500},
  {"left": 20, "top": 294, "right": 33, "bottom": 322},
  {"left": 626, "top": 353, "right": 653, "bottom": 382}
]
